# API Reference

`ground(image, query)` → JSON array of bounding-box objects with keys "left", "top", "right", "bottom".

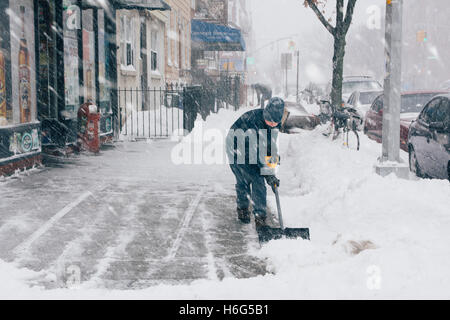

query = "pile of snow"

[
  {"left": 170, "top": 106, "right": 252, "bottom": 165},
  {"left": 2, "top": 104, "right": 450, "bottom": 299},
  {"left": 120, "top": 105, "right": 184, "bottom": 139},
  {"left": 0, "top": 260, "right": 42, "bottom": 299},
  {"left": 261, "top": 126, "right": 450, "bottom": 298}
]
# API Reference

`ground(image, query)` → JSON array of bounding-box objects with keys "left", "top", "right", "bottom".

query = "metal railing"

[
  {"left": 117, "top": 85, "right": 185, "bottom": 139},
  {"left": 116, "top": 76, "right": 244, "bottom": 139}
]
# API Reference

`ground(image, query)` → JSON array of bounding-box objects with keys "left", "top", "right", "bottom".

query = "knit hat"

[{"left": 263, "top": 97, "right": 285, "bottom": 123}]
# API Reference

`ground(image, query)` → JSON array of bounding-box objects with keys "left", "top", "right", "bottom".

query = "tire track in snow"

[
  {"left": 12, "top": 191, "right": 93, "bottom": 256},
  {"left": 82, "top": 203, "right": 139, "bottom": 288},
  {"left": 197, "top": 202, "right": 219, "bottom": 281},
  {"left": 166, "top": 187, "right": 206, "bottom": 260}
]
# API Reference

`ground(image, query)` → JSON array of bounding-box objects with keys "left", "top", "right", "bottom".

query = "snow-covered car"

[
  {"left": 439, "top": 80, "right": 450, "bottom": 91},
  {"left": 364, "top": 91, "right": 447, "bottom": 152},
  {"left": 324, "top": 76, "right": 383, "bottom": 103},
  {"left": 408, "top": 94, "right": 450, "bottom": 180},
  {"left": 282, "top": 101, "right": 321, "bottom": 133},
  {"left": 346, "top": 90, "right": 383, "bottom": 119}
]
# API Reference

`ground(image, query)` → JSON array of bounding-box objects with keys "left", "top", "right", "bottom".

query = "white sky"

[
  {"left": 249, "top": 0, "right": 386, "bottom": 46},
  {"left": 247, "top": 0, "right": 387, "bottom": 87}
]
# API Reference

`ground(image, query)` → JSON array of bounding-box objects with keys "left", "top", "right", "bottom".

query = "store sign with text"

[{"left": 9, "top": 128, "right": 41, "bottom": 155}]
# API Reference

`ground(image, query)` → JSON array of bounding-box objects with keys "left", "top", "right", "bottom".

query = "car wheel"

[
  {"left": 409, "top": 146, "right": 424, "bottom": 178},
  {"left": 448, "top": 161, "right": 450, "bottom": 181}
]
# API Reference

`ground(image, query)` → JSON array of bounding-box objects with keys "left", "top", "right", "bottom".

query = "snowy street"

[
  {"left": 0, "top": 135, "right": 267, "bottom": 290},
  {"left": 1, "top": 0, "right": 449, "bottom": 302}
]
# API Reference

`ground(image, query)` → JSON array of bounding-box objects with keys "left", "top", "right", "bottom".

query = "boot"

[
  {"left": 254, "top": 213, "right": 267, "bottom": 229},
  {"left": 237, "top": 207, "right": 251, "bottom": 224}
]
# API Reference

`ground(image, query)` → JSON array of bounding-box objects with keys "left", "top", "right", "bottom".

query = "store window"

[
  {"left": 0, "top": 23, "right": 10, "bottom": 127},
  {"left": 98, "top": 9, "right": 111, "bottom": 115},
  {"left": 9, "top": 0, "right": 37, "bottom": 125},
  {"left": 167, "top": 12, "right": 171, "bottom": 66},
  {"left": 62, "top": 0, "right": 80, "bottom": 119},
  {"left": 1, "top": 0, "right": 40, "bottom": 158},
  {"left": 120, "top": 14, "right": 135, "bottom": 69},
  {"left": 151, "top": 29, "right": 158, "bottom": 71},
  {"left": 174, "top": 10, "right": 178, "bottom": 68},
  {"left": 82, "top": 9, "right": 96, "bottom": 103}
]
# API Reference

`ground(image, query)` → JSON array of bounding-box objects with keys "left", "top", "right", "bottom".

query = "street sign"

[
  {"left": 416, "top": 30, "right": 428, "bottom": 42},
  {"left": 246, "top": 57, "right": 255, "bottom": 65},
  {"left": 281, "top": 53, "right": 292, "bottom": 70},
  {"left": 288, "top": 40, "right": 296, "bottom": 51}
]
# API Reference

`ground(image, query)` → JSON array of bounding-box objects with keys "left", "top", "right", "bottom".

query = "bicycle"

[{"left": 320, "top": 101, "right": 362, "bottom": 151}]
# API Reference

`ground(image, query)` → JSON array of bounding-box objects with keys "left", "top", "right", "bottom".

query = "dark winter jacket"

[
  {"left": 253, "top": 84, "right": 272, "bottom": 99},
  {"left": 226, "top": 109, "right": 280, "bottom": 175}
]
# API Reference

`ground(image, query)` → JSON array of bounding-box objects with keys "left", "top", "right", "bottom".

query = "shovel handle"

[{"left": 274, "top": 186, "right": 284, "bottom": 230}]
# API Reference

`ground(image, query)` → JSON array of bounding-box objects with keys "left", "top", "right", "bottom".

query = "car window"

[
  {"left": 348, "top": 94, "right": 355, "bottom": 105},
  {"left": 342, "top": 81, "right": 383, "bottom": 95},
  {"left": 434, "top": 98, "right": 450, "bottom": 123},
  {"left": 359, "top": 91, "right": 382, "bottom": 105},
  {"left": 420, "top": 98, "right": 441, "bottom": 123},
  {"left": 401, "top": 93, "right": 437, "bottom": 113},
  {"left": 372, "top": 96, "right": 383, "bottom": 113}
]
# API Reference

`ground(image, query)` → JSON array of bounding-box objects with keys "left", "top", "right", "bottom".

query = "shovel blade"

[{"left": 257, "top": 226, "right": 310, "bottom": 243}]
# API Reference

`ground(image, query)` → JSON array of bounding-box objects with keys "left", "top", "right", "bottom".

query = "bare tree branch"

[
  {"left": 343, "top": 0, "right": 358, "bottom": 34},
  {"left": 305, "top": 0, "right": 336, "bottom": 36},
  {"left": 336, "top": 0, "right": 344, "bottom": 27}
]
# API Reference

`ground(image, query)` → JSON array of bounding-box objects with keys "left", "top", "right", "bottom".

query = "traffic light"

[
  {"left": 288, "top": 40, "right": 296, "bottom": 51},
  {"left": 416, "top": 30, "right": 428, "bottom": 42}
]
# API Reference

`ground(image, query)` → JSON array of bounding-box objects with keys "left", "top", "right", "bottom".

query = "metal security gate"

[{"left": 117, "top": 86, "right": 185, "bottom": 138}]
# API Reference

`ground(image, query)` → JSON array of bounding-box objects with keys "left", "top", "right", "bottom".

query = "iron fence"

[
  {"left": 116, "top": 76, "right": 243, "bottom": 139},
  {"left": 117, "top": 85, "right": 185, "bottom": 139}
]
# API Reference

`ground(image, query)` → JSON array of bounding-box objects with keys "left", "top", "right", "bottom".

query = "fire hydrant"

[{"left": 77, "top": 102, "right": 100, "bottom": 153}]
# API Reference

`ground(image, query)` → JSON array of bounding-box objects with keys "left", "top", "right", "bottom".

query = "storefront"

[
  {"left": 39, "top": 0, "right": 117, "bottom": 152},
  {"left": 190, "top": 19, "right": 246, "bottom": 86},
  {"left": 40, "top": 0, "right": 170, "bottom": 150},
  {"left": 1, "top": 0, "right": 170, "bottom": 176},
  {"left": 0, "top": 0, "right": 41, "bottom": 176}
]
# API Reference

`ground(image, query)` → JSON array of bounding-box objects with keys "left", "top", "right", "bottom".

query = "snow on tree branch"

[
  {"left": 343, "top": 0, "right": 358, "bottom": 34},
  {"left": 304, "top": 0, "right": 336, "bottom": 36}
]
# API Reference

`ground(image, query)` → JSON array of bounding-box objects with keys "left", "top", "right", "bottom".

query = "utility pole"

[
  {"left": 376, "top": 0, "right": 409, "bottom": 178},
  {"left": 285, "top": 57, "right": 288, "bottom": 98},
  {"left": 296, "top": 50, "right": 300, "bottom": 103}
]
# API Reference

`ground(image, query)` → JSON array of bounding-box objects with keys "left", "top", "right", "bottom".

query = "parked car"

[
  {"left": 439, "top": 80, "right": 450, "bottom": 91},
  {"left": 325, "top": 76, "right": 383, "bottom": 103},
  {"left": 347, "top": 90, "right": 383, "bottom": 119},
  {"left": 282, "top": 101, "right": 321, "bottom": 133},
  {"left": 408, "top": 94, "right": 450, "bottom": 180},
  {"left": 364, "top": 91, "right": 447, "bottom": 152}
]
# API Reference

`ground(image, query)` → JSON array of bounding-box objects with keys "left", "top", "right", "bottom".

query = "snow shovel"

[{"left": 257, "top": 186, "right": 310, "bottom": 243}]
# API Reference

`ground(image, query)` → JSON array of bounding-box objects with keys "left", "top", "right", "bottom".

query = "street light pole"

[
  {"left": 285, "top": 57, "right": 288, "bottom": 98},
  {"left": 376, "top": 0, "right": 409, "bottom": 178},
  {"left": 296, "top": 50, "right": 300, "bottom": 103}
]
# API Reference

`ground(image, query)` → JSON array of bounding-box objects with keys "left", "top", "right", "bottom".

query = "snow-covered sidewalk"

[{"left": 1, "top": 105, "right": 449, "bottom": 299}]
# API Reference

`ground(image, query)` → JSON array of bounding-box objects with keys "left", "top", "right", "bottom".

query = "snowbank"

[
  {"left": 262, "top": 126, "right": 450, "bottom": 299},
  {"left": 120, "top": 105, "right": 184, "bottom": 139}
]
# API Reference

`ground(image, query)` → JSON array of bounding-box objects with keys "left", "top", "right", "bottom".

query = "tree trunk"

[{"left": 330, "top": 35, "right": 346, "bottom": 109}]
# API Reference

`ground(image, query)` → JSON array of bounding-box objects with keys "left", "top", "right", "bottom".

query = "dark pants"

[{"left": 230, "top": 164, "right": 267, "bottom": 217}]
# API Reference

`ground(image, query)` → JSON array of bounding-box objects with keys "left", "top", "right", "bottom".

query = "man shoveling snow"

[{"left": 226, "top": 97, "right": 285, "bottom": 228}]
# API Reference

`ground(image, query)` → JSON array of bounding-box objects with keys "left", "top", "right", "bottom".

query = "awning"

[
  {"left": 191, "top": 19, "right": 246, "bottom": 52},
  {"left": 80, "top": 0, "right": 171, "bottom": 10},
  {"left": 112, "top": 0, "right": 171, "bottom": 10}
]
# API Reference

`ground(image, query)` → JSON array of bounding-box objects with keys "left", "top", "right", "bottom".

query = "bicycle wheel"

[{"left": 344, "top": 129, "right": 360, "bottom": 151}]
